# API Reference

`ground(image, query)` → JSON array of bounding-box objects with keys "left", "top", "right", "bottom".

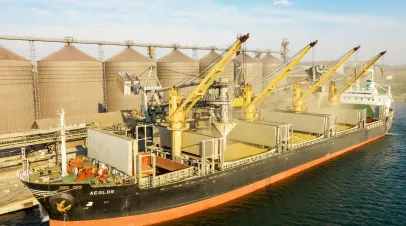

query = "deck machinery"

[{"left": 18, "top": 35, "right": 393, "bottom": 226}]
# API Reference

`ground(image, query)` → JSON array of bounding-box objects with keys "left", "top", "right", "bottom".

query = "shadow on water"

[{"left": 0, "top": 207, "right": 47, "bottom": 226}]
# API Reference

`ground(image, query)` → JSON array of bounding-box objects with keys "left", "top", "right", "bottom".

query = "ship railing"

[
  {"left": 366, "top": 120, "right": 383, "bottom": 130},
  {"left": 292, "top": 136, "right": 325, "bottom": 149},
  {"left": 138, "top": 166, "right": 196, "bottom": 188},
  {"left": 139, "top": 177, "right": 150, "bottom": 188},
  {"left": 146, "top": 146, "right": 169, "bottom": 158},
  {"left": 0, "top": 128, "right": 87, "bottom": 150},
  {"left": 336, "top": 126, "right": 359, "bottom": 136},
  {"left": 198, "top": 138, "right": 224, "bottom": 175},
  {"left": 222, "top": 148, "right": 278, "bottom": 171}
]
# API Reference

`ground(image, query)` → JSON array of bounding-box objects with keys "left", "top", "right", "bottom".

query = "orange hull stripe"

[{"left": 51, "top": 134, "right": 385, "bottom": 226}]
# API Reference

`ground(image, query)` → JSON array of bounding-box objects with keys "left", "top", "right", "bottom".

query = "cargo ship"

[{"left": 18, "top": 35, "right": 393, "bottom": 226}]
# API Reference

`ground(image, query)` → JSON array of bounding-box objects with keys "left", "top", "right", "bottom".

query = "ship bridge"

[{"left": 340, "top": 80, "right": 392, "bottom": 113}]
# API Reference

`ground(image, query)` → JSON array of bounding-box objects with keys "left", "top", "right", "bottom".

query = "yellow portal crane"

[
  {"left": 168, "top": 33, "right": 250, "bottom": 162},
  {"left": 328, "top": 50, "right": 387, "bottom": 106},
  {"left": 242, "top": 40, "right": 318, "bottom": 121},
  {"left": 292, "top": 45, "right": 361, "bottom": 113}
]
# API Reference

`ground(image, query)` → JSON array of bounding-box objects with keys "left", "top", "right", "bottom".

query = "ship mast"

[{"left": 58, "top": 109, "right": 68, "bottom": 177}]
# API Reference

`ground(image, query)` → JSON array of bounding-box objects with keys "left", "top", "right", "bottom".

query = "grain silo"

[
  {"left": 199, "top": 51, "right": 234, "bottom": 82},
  {"left": 233, "top": 53, "right": 263, "bottom": 94},
  {"left": 0, "top": 46, "right": 35, "bottom": 132},
  {"left": 157, "top": 50, "right": 199, "bottom": 100},
  {"left": 105, "top": 47, "right": 156, "bottom": 112},
  {"left": 37, "top": 44, "right": 103, "bottom": 119},
  {"left": 261, "top": 54, "right": 282, "bottom": 87}
]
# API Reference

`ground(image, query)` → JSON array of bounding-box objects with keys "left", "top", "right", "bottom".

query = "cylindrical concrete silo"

[
  {"left": 233, "top": 53, "right": 263, "bottom": 94},
  {"left": 0, "top": 46, "right": 35, "bottom": 132},
  {"left": 261, "top": 54, "right": 282, "bottom": 88},
  {"left": 260, "top": 54, "right": 283, "bottom": 107},
  {"left": 199, "top": 51, "right": 234, "bottom": 82},
  {"left": 37, "top": 44, "right": 103, "bottom": 119},
  {"left": 105, "top": 47, "right": 156, "bottom": 112},
  {"left": 157, "top": 50, "right": 199, "bottom": 100}
]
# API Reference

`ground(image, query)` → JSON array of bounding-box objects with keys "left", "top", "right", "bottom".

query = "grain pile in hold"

[
  {"left": 0, "top": 45, "right": 35, "bottom": 132},
  {"left": 105, "top": 47, "right": 156, "bottom": 112},
  {"left": 157, "top": 50, "right": 199, "bottom": 100},
  {"left": 233, "top": 53, "right": 263, "bottom": 94},
  {"left": 37, "top": 45, "right": 103, "bottom": 119},
  {"left": 199, "top": 51, "right": 234, "bottom": 82}
]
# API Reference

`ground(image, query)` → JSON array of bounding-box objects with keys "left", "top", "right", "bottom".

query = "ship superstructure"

[
  {"left": 339, "top": 68, "right": 393, "bottom": 114},
  {"left": 18, "top": 35, "right": 393, "bottom": 226}
]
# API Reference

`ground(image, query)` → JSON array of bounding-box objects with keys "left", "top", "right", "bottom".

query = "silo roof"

[
  {"left": 233, "top": 53, "right": 258, "bottom": 63},
  {"left": 40, "top": 45, "right": 98, "bottom": 61},
  {"left": 260, "top": 54, "right": 281, "bottom": 64},
  {"left": 199, "top": 52, "right": 222, "bottom": 63},
  {"left": 158, "top": 50, "right": 195, "bottom": 62},
  {"left": 0, "top": 45, "right": 27, "bottom": 61},
  {"left": 106, "top": 47, "right": 153, "bottom": 62}
]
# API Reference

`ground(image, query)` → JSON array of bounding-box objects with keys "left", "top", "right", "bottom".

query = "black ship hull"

[{"left": 22, "top": 121, "right": 391, "bottom": 226}]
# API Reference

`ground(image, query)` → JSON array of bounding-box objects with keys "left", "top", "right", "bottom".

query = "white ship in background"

[{"left": 341, "top": 66, "right": 393, "bottom": 115}]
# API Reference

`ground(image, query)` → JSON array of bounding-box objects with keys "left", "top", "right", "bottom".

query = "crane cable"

[
  {"left": 252, "top": 44, "right": 311, "bottom": 84},
  {"left": 248, "top": 44, "right": 310, "bottom": 85},
  {"left": 312, "top": 44, "right": 315, "bottom": 67},
  {"left": 311, "top": 47, "right": 359, "bottom": 83},
  {"left": 175, "top": 51, "right": 223, "bottom": 86},
  {"left": 337, "top": 53, "right": 382, "bottom": 81},
  {"left": 251, "top": 46, "right": 356, "bottom": 87},
  {"left": 173, "top": 39, "right": 238, "bottom": 88},
  {"left": 243, "top": 40, "right": 247, "bottom": 83},
  {"left": 141, "top": 43, "right": 232, "bottom": 90}
]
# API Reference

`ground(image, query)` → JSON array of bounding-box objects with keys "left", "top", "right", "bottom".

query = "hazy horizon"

[{"left": 0, "top": 0, "right": 405, "bottom": 64}]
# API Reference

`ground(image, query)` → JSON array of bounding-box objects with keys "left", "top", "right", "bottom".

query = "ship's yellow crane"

[
  {"left": 168, "top": 33, "right": 250, "bottom": 162},
  {"left": 291, "top": 45, "right": 361, "bottom": 113},
  {"left": 242, "top": 40, "right": 318, "bottom": 121},
  {"left": 328, "top": 50, "right": 387, "bottom": 106}
]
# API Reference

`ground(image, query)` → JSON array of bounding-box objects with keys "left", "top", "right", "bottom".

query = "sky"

[{"left": 0, "top": 0, "right": 405, "bottom": 64}]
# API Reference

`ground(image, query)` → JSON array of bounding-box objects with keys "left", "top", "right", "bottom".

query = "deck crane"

[
  {"left": 328, "top": 50, "right": 387, "bottom": 106},
  {"left": 291, "top": 45, "right": 361, "bottom": 113},
  {"left": 242, "top": 40, "right": 318, "bottom": 121},
  {"left": 168, "top": 33, "right": 250, "bottom": 162}
]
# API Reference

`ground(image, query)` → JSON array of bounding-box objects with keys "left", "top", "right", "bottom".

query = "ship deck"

[
  {"left": 158, "top": 127, "right": 323, "bottom": 162},
  {"left": 27, "top": 158, "right": 125, "bottom": 186},
  {"left": 224, "top": 132, "right": 322, "bottom": 161}
]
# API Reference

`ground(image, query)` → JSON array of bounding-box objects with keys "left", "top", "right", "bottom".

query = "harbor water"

[{"left": 2, "top": 102, "right": 406, "bottom": 226}]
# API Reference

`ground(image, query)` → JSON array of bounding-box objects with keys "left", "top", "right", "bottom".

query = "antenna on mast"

[{"left": 58, "top": 109, "right": 68, "bottom": 177}]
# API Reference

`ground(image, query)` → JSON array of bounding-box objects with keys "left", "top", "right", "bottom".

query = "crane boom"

[
  {"left": 169, "top": 34, "right": 250, "bottom": 120},
  {"left": 242, "top": 40, "right": 318, "bottom": 121},
  {"left": 329, "top": 50, "right": 386, "bottom": 106},
  {"left": 168, "top": 33, "right": 250, "bottom": 162},
  {"left": 292, "top": 45, "right": 360, "bottom": 112}
]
